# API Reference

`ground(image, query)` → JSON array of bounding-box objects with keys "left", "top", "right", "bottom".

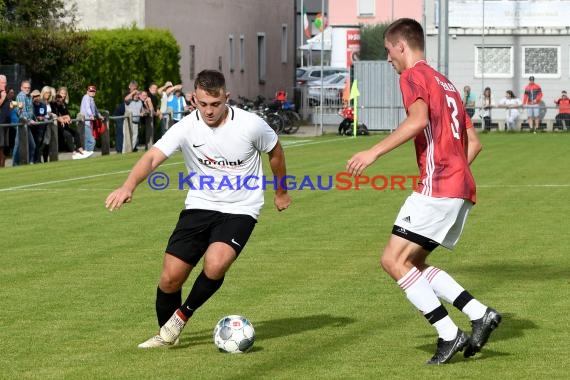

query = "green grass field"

[{"left": 1, "top": 132, "right": 568, "bottom": 379}]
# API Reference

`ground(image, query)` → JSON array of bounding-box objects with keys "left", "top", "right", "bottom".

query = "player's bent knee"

[
  {"left": 380, "top": 251, "right": 396, "bottom": 274},
  {"left": 159, "top": 272, "right": 186, "bottom": 292}
]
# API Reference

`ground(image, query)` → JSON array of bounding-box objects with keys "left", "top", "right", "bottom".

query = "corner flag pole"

[{"left": 349, "top": 79, "right": 360, "bottom": 137}]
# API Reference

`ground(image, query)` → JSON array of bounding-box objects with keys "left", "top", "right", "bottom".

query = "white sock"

[
  {"left": 423, "top": 266, "right": 487, "bottom": 321},
  {"left": 398, "top": 267, "right": 458, "bottom": 340}
]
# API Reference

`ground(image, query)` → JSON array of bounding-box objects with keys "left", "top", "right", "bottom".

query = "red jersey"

[
  {"left": 400, "top": 61, "right": 476, "bottom": 203},
  {"left": 555, "top": 97, "right": 570, "bottom": 114}
]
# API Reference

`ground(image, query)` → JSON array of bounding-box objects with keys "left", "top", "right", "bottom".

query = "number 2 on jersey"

[{"left": 446, "top": 95, "right": 460, "bottom": 139}]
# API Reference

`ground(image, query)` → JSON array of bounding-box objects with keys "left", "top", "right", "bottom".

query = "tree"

[
  {"left": 0, "top": 0, "right": 78, "bottom": 31},
  {"left": 360, "top": 23, "right": 390, "bottom": 61}
]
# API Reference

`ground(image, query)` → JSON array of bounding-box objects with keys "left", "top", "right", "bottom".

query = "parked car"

[
  {"left": 306, "top": 72, "right": 349, "bottom": 106},
  {"left": 296, "top": 66, "right": 348, "bottom": 86}
]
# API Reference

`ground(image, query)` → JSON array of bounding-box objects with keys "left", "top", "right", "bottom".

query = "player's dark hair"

[
  {"left": 384, "top": 18, "right": 425, "bottom": 51},
  {"left": 194, "top": 70, "right": 226, "bottom": 96}
]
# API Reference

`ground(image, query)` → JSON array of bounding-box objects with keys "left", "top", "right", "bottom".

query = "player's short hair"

[
  {"left": 384, "top": 18, "right": 425, "bottom": 52},
  {"left": 194, "top": 70, "right": 226, "bottom": 96}
]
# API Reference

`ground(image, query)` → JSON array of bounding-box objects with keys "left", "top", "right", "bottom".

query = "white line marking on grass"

[
  {"left": 0, "top": 161, "right": 184, "bottom": 192},
  {"left": 478, "top": 184, "right": 570, "bottom": 188},
  {"left": 1, "top": 138, "right": 350, "bottom": 192}
]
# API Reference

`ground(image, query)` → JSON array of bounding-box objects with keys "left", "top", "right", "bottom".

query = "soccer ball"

[{"left": 213, "top": 315, "right": 255, "bottom": 353}]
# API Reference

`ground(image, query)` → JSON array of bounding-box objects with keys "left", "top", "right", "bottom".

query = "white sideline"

[{"left": 0, "top": 138, "right": 347, "bottom": 192}]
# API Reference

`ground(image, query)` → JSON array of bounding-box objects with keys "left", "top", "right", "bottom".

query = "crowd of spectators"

[
  {"left": 463, "top": 76, "right": 570, "bottom": 133},
  {"left": 0, "top": 77, "right": 196, "bottom": 167}
]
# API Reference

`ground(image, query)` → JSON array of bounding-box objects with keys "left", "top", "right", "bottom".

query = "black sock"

[
  {"left": 452, "top": 290, "right": 475, "bottom": 311},
  {"left": 179, "top": 271, "right": 225, "bottom": 319},
  {"left": 155, "top": 287, "right": 182, "bottom": 327}
]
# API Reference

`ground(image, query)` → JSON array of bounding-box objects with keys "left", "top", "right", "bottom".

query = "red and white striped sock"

[{"left": 398, "top": 267, "right": 458, "bottom": 340}]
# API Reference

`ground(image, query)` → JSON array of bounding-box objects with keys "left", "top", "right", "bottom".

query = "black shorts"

[{"left": 165, "top": 209, "right": 257, "bottom": 266}]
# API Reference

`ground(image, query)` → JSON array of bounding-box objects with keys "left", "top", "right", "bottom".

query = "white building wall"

[
  {"left": 73, "top": 0, "right": 145, "bottom": 30},
  {"left": 425, "top": 0, "right": 570, "bottom": 122}
]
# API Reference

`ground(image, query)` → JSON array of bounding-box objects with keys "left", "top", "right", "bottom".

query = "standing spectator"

[
  {"left": 554, "top": 90, "right": 570, "bottom": 130},
  {"left": 158, "top": 81, "right": 175, "bottom": 137},
  {"left": 0, "top": 75, "right": 9, "bottom": 167},
  {"left": 523, "top": 76, "right": 543, "bottom": 133},
  {"left": 80, "top": 84, "right": 102, "bottom": 153},
  {"left": 31, "top": 89, "right": 48, "bottom": 163},
  {"left": 123, "top": 80, "right": 139, "bottom": 104},
  {"left": 13, "top": 81, "right": 36, "bottom": 165},
  {"left": 167, "top": 85, "right": 186, "bottom": 122},
  {"left": 14, "top": 80, "right": 37, "bottom": 165},
  {"left": 125, "top": 90, "right": 143, "bottom": 152},
  {"left": 39, "top": 86, "right": 56, "bottom": 162},
  {"left": 478, "top": 87, "right": 495, "bottom": 132},
  {"left": 139, "top": 90, "right": 154, "bottom": 150},
  {"left": 498, "top": 90, "right": 522, "bottom": 132},
  {"left": 184, "top": 91, "right": 196, "bottom": 114},
  {"left": 147, "top": 82, "right": 160, "bottom": 141},
  {"left": 463, "top": 85, "right": 476, "bottom": 119},
  {"left": 51, "top": 87, "right": 91, "bottom": 159}
]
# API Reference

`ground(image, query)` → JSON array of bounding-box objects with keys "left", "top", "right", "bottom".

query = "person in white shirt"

[
  {"left": 498, "top": 90, "right": 522, "bottom": 131},
  {"left": 105, "top": 69, "right": 291, "bottom": 349}
]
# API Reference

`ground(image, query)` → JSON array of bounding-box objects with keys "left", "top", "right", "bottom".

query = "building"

[
  {"left": 425, "top": 0, "right": 570, "bottom": 120},
  {"left": 328, "top": 0, "right": 421, "bottom": 25},
  {"left": 73, "top": 0, "right": 295, "bottom": 102}
]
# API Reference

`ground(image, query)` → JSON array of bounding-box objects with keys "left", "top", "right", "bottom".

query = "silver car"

[{"left": 307, "top": 72, "right": 349, "bottom": 106}]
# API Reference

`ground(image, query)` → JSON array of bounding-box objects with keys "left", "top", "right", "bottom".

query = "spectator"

[
  {"left": 13, "top": 82, "right": 36, "bottom": 166},
  {"left": 554, "top": 90, "right": 570, "bottom": 130},
  {"left": 139, "top": 90, "right": 154, "bottom": 150},
  {"left": 463, "top": 85, "right": 476, "bottom": 119},
  {"left": 147, "top": 82, "right": 161, "bottom": 141},
  {"left": 498, "top": 90, "right": 522, "bottom": 132},
  {"left": 478, "top": 87, "right": 495, "bottom": 132},
  {"left": 31, "top": 89, "right": 49, "bottom": 163},
  {"left": 523, "top": 76, "right": 543, "bottom": 133},
  {"left": 80, "top": 84, "right": 102, "bottom": 153},
  {"left": 123, "top": 80, "right": 139, "bottom": 104},
  {"left": 112, "top": 100, "right": 126, "bottom": 154},
  {"left": 39, "top": 86, "right": 56, "bottom": 162},
  {"left": 184, "top": 91, "right": 196, "bottom": 114},
  {"left": 51, "top": 87, "right": 91, "bottom": 159},
  {"left": 158, "top": 81, "right": 175, "bottom": 136},
  {"left": 125, "top": 90, "right": 143, "bottom": 152},
  {"left": 338, "top": 102, "right": 354, "bottom": 136},
  {"left": 7, "top": 88, "right": 19, "bottom": 157},
  {"left": 167, "top": 85, "right": 186, "bottom": 122},
  {"left": 0, "top": 74, "right": 9, "bottom": 167}
]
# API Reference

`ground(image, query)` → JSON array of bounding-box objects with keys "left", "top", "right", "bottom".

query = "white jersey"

[{"left": 154, "top": 106, "right": 278, "bottom": 219}]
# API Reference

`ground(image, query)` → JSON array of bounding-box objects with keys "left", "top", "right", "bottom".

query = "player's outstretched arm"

[
  {"left": 267, "top": 141, "right": 291, "bottom": 212},
  {"left": 346, "top": 100, "right": 428, "bottom": 176},
  {"left": 105, "top": 147, "right": 168, "bottom": 211}
]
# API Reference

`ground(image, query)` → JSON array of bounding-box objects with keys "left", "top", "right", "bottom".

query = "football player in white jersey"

[{"left": 106, "top": 70, "right": 291, "bottom": 348}]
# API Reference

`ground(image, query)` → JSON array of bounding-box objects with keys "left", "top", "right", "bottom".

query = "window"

[
  {"left": 229, "top": 35, "right": 235, "bottom": 73},
  {"left": 281, "top": 24, "right": 288, "bottom": 64},
  {"left": 257, "top": 33, "right": 266, "bottom": 84},
  {"left": 474, "top": 46, "right": 513, "bottom": 78},
  {"left": 239, "top": 35, "right": 245, "bottom": 73},
  {"left": 522, "top": 46, "right": 560, "bottom": 78},
  {"left": 358, "top": 0, "right": 375, "bottom": 16},
  {"left": 189, "top": 45, "right": 195, "bottom": 80}
]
